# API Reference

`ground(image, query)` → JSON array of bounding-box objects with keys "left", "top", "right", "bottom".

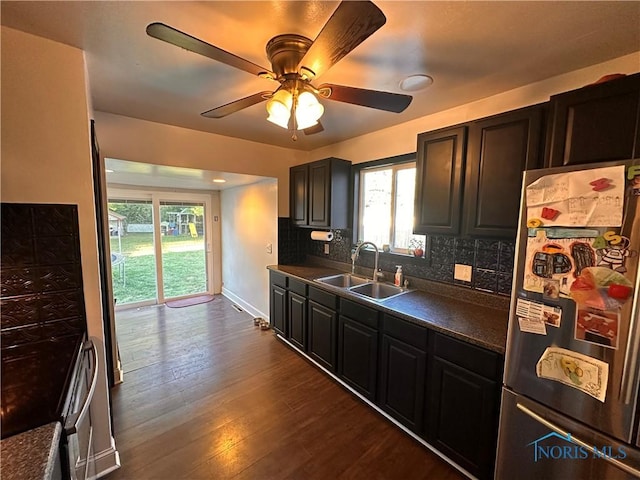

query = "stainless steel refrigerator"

[{"left": 495, "top": 159, "right": 640, "bottom": 479}]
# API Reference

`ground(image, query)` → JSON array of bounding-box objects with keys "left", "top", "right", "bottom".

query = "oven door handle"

[{"left": 64, "top": 339, "right": 99, "bottom": 436}]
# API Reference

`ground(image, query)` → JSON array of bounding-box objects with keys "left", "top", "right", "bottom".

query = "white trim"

[
  {"left": 94, "top": 437, "right": 121, "bottom": 479},
  {"left": 275, "top": 334, "right": 478, "bottom": 480},
  {"left": 221, "top": 287, "right": 269, "bottom": 322}
]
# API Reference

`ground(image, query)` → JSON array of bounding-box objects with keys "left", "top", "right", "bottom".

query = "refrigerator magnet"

[
  {"left": 517, "top": 316, "right": 547, "bottom": 335},
  {"left": 575, "top": 307, "right": 620, "bottom": 350},
  {"left": 536, "top": 346, "right": 609, "bottom": 402}
]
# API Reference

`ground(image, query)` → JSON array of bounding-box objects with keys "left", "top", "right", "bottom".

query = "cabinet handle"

[
  {"left": 64, "top": 339, "right": 99, "bottom": 435},
  {"left": 516, "top": 402, "right": 640, "bottom": 478}
]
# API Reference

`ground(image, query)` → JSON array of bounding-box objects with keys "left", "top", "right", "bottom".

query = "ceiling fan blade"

[
  {"left": 303, "top": 121, "right": 324, "bottom": 135},
  {"left": 319, "top": 84, "right": 412, "bottom": 113},
  {"left": 297, "top": 1, "right": 386, "bottom": 80},
  {"left": 146, "top": 23, "right": 274, "bottom": 78},
  {"left": 201, "top": 92, "right": 271, "bottom": 118}
]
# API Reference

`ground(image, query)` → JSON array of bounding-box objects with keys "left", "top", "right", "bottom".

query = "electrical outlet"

[
  {"left": 454, "top": 264, "right": 473, "bottom": 282},
  {"left": 324, "top": 244, "right": 330, "bottom": 255}
]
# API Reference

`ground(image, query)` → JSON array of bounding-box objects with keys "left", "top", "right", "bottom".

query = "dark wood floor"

[{"left": 107, "top": 296, "right": 466, "bottom": 480}]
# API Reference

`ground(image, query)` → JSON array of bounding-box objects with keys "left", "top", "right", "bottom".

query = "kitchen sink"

[
  {"left": 315, "top": 273, "right": 370, "bottom": 288},
  {"left": 348, "top": 282, "right": 409, "bottom": 301}
]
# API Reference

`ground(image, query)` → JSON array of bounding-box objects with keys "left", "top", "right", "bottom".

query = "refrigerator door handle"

[
  {"left": 517, "top": 403, "right": 640, "bottom": 478},
  {"left": 621, "top": 282, "right": 640, "bottom": 404}
]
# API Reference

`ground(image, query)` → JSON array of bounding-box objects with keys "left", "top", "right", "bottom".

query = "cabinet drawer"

[
  {"left": 270, "top": 271, "right": 288, "bottom": 288},
  {"left": 432, "top": 332, "right": 502, "bottom": 380},
  {"left": 339, "top": 298, "right": 379, "bottom": 329},
  {"left": 383, "top": 314, "right": 428, "bottom": 351},
  {"left": 308, "top": 286, "right": 338, "bottom": 310},
  {"left": 288, "top": 278, "right": 307, "bottom": 296}
]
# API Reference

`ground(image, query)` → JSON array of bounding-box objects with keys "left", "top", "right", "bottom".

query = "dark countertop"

[
  {"left": 268, "top": 264, "right": 509, "bottom": 354},
  {"left": 0, "top": 421, "right": 62, "bottom": 480}
]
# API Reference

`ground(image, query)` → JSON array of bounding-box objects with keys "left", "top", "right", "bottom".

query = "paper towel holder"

[{"left": 310, "top": 230, "right": 334, "bottom": 242}]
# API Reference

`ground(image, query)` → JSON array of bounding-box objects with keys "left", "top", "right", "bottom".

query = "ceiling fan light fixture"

[
  {"left": 295, "top": 91, "right": 324, "bottom": 130},
  {"left": 266, "top": 89, "right": 293, "bottom": 128}
]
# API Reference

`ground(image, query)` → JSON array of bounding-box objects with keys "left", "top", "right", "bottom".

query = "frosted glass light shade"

[
  {"left": 266, "top": 89, "right": 293, "bottom": 128},
  {"left": 295, "top": 91, "right": 324, "bottom": 130}
]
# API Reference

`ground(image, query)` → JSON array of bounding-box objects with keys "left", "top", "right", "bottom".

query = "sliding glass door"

[
  {"left": 108, "top": 190, "right": 213, "bottom": 307},
  {"left": 159, "top": 201, "right": 207, "bottom": 299}
]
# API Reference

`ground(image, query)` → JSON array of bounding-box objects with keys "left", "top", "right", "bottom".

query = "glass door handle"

[{"left": 517, "top": 402, "right": 640, "bottom": 478}]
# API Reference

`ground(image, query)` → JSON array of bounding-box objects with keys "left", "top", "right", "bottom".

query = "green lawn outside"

[{"left": 111, "top": 233, "right": 207, "bottom": 304}]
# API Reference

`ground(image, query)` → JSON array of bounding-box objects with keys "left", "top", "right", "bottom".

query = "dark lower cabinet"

[
  {"left": 379, "top": 334, "right": 427, "bottom": 432},
  {"left": 338, "top": 316, "right": 378, "bottom": 400},
  {"left": 425, "top": 332, "right": 503, "bottom": 480},
  {"left": 308, "top": 300, "right": 337, "bottom": 372},
  {"left": 270, "top": 284, "right": 287, "bottom": 336},
  {"left": 288, "top": 292, "right": 307, "bottom": 350}
]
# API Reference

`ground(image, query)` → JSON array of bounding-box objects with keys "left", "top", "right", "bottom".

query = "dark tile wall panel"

[
  {"left": 0, "top": 203, "right": 87, "bottom": 439},
  {"left": 287, "top": 219, "right": 517, "bottom": 296}
]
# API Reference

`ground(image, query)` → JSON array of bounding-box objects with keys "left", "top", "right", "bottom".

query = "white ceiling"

[
  {"left": 105, "top": 158, "right": 268, "bottom": 191},
  {"left": 2, "top": 1, "right": 639, "bottom": 153}
]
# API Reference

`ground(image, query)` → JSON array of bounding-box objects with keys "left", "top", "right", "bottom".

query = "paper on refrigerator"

[
  {"left": 536, "top": 347, "right": 609, "bottom": 402},
  {"left": 526, "top": 165, "right": 625, "bottom": 227}
]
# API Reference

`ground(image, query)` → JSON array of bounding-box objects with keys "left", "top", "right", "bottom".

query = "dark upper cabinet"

[
  {"left": 546, "top": 73, "right": 640, "bottom": 167},
  {"left": 290, "top": 164, "right": 308, "bottom": 226},
  {"left": 289, "top": 157, "right": 351, "bottom": 229},
  {"left": 338, "top": 299, "right": 379, "bottom": 401},
  {"left": 414, "top": 126, "right": 467, "bottom": 235},
  {"left": 425, "top": 333, "right": 503, "bottom": 480},
  {"left": 464, "top": 106, "right": 544, "bottom": 238}
]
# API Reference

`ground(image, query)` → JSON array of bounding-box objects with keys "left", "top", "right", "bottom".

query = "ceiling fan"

[{"left": 146, "top": 0, "right": 412, "bottom": 139}]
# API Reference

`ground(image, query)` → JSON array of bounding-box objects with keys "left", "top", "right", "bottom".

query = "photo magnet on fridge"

[{"left": 575, "top": 307, "right": 620, "bottom": 350}]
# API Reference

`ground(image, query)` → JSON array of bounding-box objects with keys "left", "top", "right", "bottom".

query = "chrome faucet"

[{"left": 352, "top": 241, "right": 382, "bottom": 281}]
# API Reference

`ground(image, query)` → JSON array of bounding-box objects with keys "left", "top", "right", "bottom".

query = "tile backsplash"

[{"left": 277, "top": 217, "right": 515, "bottom": 296}]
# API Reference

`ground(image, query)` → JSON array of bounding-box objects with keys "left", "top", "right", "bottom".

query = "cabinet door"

[
  {"left": 308, "top": 300, "right": 337, "bottom": 372},
  {"left": 547, "top": 73, "right": 640, "bottom": 167},
  {"left": 464, "top": 106, "right": 543, "bottom": 238},
  {"left": 270, "top": 284, "right": 287, "bottom": 336},
  {"left": 426, "top": 357, "right": 500, "bottom": 480},
  {"left": 414, "top": 127, "right": 467, "bottom": 235},
  {"left": 288, "top": 292, "right": 307, "bottom": 351},
  {"left": 290, "top": 164, "right": 308, "bottom": 226},
  {"left": 308, "top": 159, "right": 331, "bottom": 227},
  {"left": 338, "top": 315, "right": 378, "bottom": 401},
  {"left": 379, "top": 334, "right": 426, "bottom": 432}
]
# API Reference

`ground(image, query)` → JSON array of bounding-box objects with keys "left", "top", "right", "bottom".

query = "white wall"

[
  {"left": 311, "top": 52, "right": 640, "bottom": 164},
  {"left": 220, "top": 179, "right": 278, "bottom": 320},
  {"left": 0, "top": 26, "right": 119, "bottom": 475},
  {"left": 94, "top": 111, "right": 308, "bottom": 217}
]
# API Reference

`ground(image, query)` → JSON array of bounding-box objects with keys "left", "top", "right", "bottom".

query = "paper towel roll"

[{"left": 310, "top": 230, "right": 334, "bottom": 242}]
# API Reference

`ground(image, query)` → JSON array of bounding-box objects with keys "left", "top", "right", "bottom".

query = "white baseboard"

[
  {"left": 95, "top": 437, "right": 121, "bottom": 478},
  {"left": 221, "top": 287, "right": 269, "bottom": 322}
]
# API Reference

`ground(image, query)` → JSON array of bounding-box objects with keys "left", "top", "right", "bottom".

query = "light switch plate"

[
  {"left": 265, "top": 243, "right": 272, "bottom": 254},
  {"left": 454, "top": 264, "right": 472, "bottom": 282}
]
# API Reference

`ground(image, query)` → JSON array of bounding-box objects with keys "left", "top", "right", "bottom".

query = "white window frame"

[{"left": 357, "top": 161, "right": 421, "bottom": 255}]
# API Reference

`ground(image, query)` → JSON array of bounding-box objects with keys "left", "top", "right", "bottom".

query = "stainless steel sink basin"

[
  {"left": 349, "top": 282, "right": 409, "bottom": 301},
  {"left": 315, "top": 273, "right": 370, "bottom": 288}
]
